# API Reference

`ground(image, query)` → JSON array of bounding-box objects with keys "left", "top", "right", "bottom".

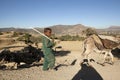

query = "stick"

[{"left": 31, "top": 27, "right": 51, "bottom": 41}]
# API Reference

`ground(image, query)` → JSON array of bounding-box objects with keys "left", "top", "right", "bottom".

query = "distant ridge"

[
  {"left": 108, "top": 26, "right": 120, "bottom": 30},
  {"left": 0, "top": 24, "right": 120, "bottom": 35}
]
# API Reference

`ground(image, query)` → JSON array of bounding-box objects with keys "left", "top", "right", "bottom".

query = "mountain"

[
  {"left": 0, "top": 25, "right": 120, "bottom": 35},
  {"left": 108, "top": 26, "right": 120, "bottom": 29},
  {"left": 49, "top": 24, "right": 90, "bottom": 35},
  {"left": 97, "top": 26, "right": 120, "bottom": 34},
  {"left": 0, "top": 27, "right": 30, "bottom": 32},
  {"left": 0, "top": 24, "right": 91, "bottom": 35}
]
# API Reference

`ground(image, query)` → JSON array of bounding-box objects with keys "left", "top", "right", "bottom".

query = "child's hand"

[{"left": 52, "top": 38, "right": 54, "bottom": 42}]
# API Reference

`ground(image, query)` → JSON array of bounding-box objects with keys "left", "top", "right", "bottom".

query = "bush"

[
  {"left": 82, "top": 28, "right": 97, "bottom": 36},
  {"left": 12, "top": 32, "right": 18, "bottom": 37},
  {"left": 30, "top": 36, "right": 42, "bottom": 43},
  {"left": 0, "top": 32, "right": 3, "bottom": 35},
  {"left": 17, "top": 36, "right": 24, "bottom": 41},
  {"left": 59, "top": 35, "right": 85, "bottom": 41},
  {"left": 17, "top": 33, "right": 42, "bottom": 44},
  {"left": 17, "top": 33, "right": 32, "bottom": 44}
]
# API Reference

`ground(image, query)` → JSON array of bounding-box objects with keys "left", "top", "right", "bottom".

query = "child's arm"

[{"left": 44, "top": 37, "right": 55, "bottom": 48}]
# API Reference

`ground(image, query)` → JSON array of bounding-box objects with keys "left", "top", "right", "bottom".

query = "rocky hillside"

[
  {"left": 0, "top": 25, "right": 120, "bottom": 35},
  {"left": 49, "top": 24, "right": 90, "bottom": 35},
  {"left": 97, "top": 26, "right": 120, "bottom": 34}
]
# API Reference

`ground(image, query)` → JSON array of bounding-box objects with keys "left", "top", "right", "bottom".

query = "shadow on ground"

[
  {"left": 54, "top": 46, "right": 71, "bottom": 56},
  {"left": 72, "top": 62, "right": 103, "bottom": 80},
  {"left": 112, "top": 48, "right": 120, "bottom": 59},
  {"left": 54, "top": 50, "right": 71, "bottom": 57},
  {"left": 54, "top": 59, "right": 77, "bottom": 71}
]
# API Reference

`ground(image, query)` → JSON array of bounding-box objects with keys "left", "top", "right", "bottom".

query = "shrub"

[
  {"left": 30, "top": 36, "right": 42, "bottom": 43},
  {"left": 0, "top": 32, "right": 3, "bottom": 35},
  {"left": 82, "top": 28, "right": 97, "bottom": 36},
  {"left": 59, "top": 35, "right": 85, "bottom": 41},
  {"left": 12, "top": 32, "right": 19, "bottom": 37}
]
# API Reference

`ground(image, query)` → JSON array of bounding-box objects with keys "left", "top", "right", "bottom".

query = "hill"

[{"left": 0, "top": 25, "right": 120, "bottom": 35}]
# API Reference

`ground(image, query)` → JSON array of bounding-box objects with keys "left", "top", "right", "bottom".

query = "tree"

[
  {"left": 82, "top": 28, "right": 97, "bottom": 36},
  {"left": 24, "top": 33, "right": 32, "bottom": 44}
]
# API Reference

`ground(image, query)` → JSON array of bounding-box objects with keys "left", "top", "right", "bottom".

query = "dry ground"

[
  {"left": 0, "top": 32, "right": 120, "bottom": 80},
  {"left": 0, "top": 33, "right": 120, "bottom": 80}
]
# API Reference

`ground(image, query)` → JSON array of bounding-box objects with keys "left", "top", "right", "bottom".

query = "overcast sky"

[{"left": 0, "top": 0, "right": 120, "bottom": 29}]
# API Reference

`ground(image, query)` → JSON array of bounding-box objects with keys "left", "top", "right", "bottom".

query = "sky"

[{"left": 0, "top": 0, "right": 120, "bottom": 29}]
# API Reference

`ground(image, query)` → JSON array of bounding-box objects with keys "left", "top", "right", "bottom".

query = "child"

[{"left": 42, "top": 28, "right": 55, "bottom": 71}]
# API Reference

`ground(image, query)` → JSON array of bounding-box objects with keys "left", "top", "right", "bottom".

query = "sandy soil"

[{"left": 0, "top": 40, "right": 120, "bottom": 80}]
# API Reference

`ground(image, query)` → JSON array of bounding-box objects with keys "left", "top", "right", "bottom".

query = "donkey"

[{"left": 82, "top": 34, "right": 119, "bottom": 65}]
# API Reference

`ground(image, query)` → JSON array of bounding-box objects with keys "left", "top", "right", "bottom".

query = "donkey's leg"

[
  {"left": 108, "top": 50, "right": 114, "bottom": 64},
  {"left": 87, "top": 52, "right": 93, "bottom": 66},
  {"left": 81, "top": 50, "right": 90, "bottom": 66},
  {"left": 103, "top": 50, "right": 108, "bottom": 64}
]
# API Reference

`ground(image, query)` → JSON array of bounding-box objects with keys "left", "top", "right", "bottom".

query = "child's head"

[{"left": 44, "top": 28, "right": 52, "bottom": 37}]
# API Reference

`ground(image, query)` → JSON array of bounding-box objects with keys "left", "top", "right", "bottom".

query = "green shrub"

[
  {"left": 17, "top": 36, "right": 24, "bottom": 41},
  {"left": 12, "top": 32, "right": 18, "bottom": 37},
  {"left": 82, "top": 28, "right": 97, "bottom": 36},
  {"left": 30, "top": 36, "right": 42, "bottom": 43},
  {"left": 59, "top": 35, "right": 85, "bottom": 41},
  {"left": 0, "top": 32, "right": 3, "bottom": 35}
]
